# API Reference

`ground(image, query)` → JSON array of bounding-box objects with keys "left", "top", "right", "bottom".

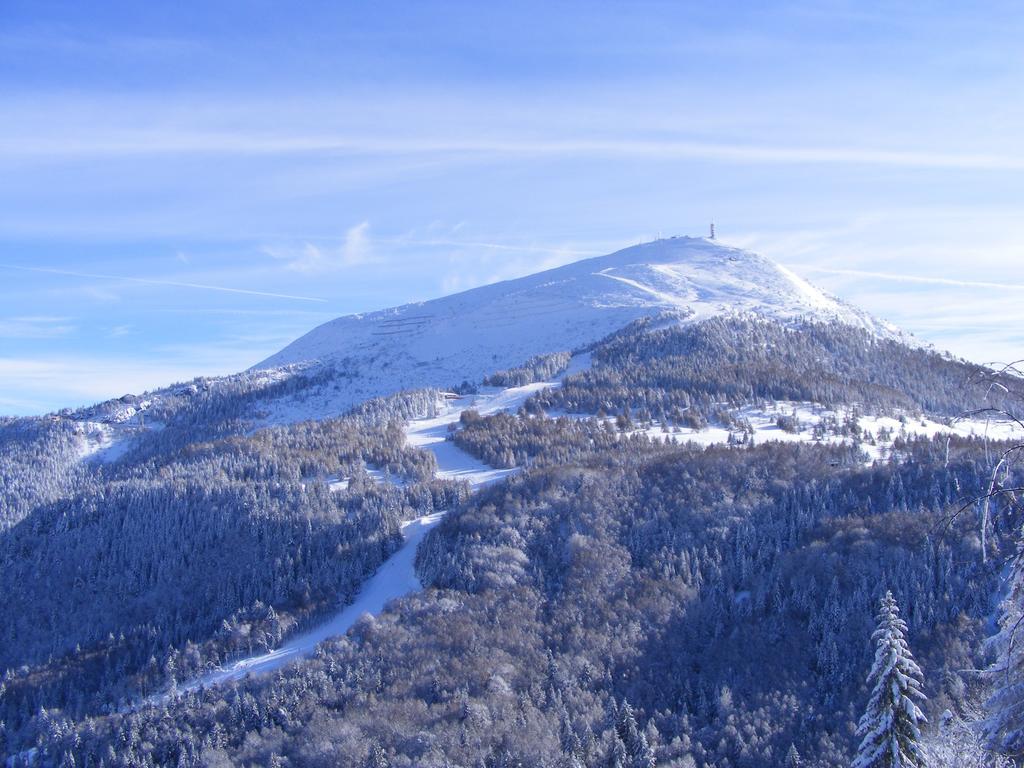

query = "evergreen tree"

[
  {"left": 985, "top": 548, "right": 1024, "bottom": 758},
  {"left": 616, "top": 699, "right": 656, "bottom": 768},
  {"left": 607, "top": 735, "right": 629, "bottom": 768},
  {"left": 852, "top": 591, "right": 927, "bottom": 768}
]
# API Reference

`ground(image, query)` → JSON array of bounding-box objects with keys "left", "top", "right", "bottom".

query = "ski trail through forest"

[{"left": 145, "top": 354, "right": 590, "bottom": 704}]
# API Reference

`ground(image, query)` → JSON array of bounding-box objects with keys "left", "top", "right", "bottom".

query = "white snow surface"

[
  {"left": 253, "top": 238, "right": 897, "bottom": 416},
  {"left": 172, "top": 512, "right": 445, "bottom": 697},
  {"left": 617, "top": 402, "right": 1024, "bottom": 464},
  {"left": 405, "top": 358, "right": 589, "bottom": 487}
]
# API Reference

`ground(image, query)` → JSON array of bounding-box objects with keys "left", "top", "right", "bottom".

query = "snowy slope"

[
  {"left": 169, "top": 512, "right": 445, "bottom": 697},
  {"left": 253, "top": 237, "right": 900, "bottom": 414},
  {"left": 147, "top": 356, "right": 588, "bottom": 698}
]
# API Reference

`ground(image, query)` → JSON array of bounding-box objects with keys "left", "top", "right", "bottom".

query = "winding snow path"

[
  {"left": 149, "top": 356, "right": 588, "bottom": 701},
  {"left": 174, "top": 512, "right": 445, "bottom": 695}
]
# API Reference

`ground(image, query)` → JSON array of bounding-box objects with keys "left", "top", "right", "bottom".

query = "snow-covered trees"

[
  {"left": 483, "top": 351, "right": 572, "bottom": 388},
  {"left": 985, "top": 549, "right": 1024, "bottom": 757},
  {"left": 533, "top": 315, "right": 1020, "bottom": 424},
  {"left": 0, "top": 407, "right": 461, "bottom": 739},
  {"left": 922, "top": 711, "right": 1013, "bottom": 767},
  {"left": 614, "top": 700, "right": 656, "bottom": 768},
  {"left": 6, "top": 311, "right": 1021, "bottom": 768},
  {"left": 852, "top": 591, "right": 928, "bottom": 768}
]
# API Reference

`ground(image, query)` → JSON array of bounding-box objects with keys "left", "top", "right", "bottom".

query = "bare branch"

[
  {"left": 952, "top": 407, "right": 1024, "bottom": 435},
  {"left": 931, "top": 486, "right": 1024, "bottom": 542}
]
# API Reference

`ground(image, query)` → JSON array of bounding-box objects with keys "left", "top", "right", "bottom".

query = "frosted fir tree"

[
  {"left": 852, "top": 591, "right": 928, "bottom": 768},
  {"left": 985, "top": 548, "right": 1024, "bottom": 758},
  {"left": 607, "top": 734, "right": 629, "bottom": 768},
  {"left": 616, "top": 699, "right": 656, "bottom": 768}
]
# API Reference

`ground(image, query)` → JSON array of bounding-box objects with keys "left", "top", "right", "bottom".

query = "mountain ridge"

[
  {"left": 249, "top": 237, "right": 907, "bottom": 413},
  {"left": 257, "top": 236, "right": 900, "bottom": 372}
]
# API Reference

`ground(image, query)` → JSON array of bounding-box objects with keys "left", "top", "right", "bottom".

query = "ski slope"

[
  {"left": 171, "top": 512, "right": 445, "bottom": 697},
  {"left": 251, "top": 237, "right": 901, "bottom": 419},
  {"left": 406, "top": 355, "right": 590, "bottom": 487},
  {"left": 65, "top": 238, "right": 909, "bottom": 442},
  {"left": 147, "top": 359, "right": 587, "bottom": 701},
  {"left": 119, "top": 341, "right": 1024, "bottom": 706}
]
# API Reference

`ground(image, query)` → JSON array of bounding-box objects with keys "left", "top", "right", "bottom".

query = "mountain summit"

[{"left": 254, "top": 237, "right": 897, "bottom": 405}]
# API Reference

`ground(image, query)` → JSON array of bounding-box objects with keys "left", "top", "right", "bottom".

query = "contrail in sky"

[
  {"left": 3, "top": 264, "right": 329, "bottom": 303},
  {"left": 800, "top": 266, "right": 1024, "bottom": 291}
]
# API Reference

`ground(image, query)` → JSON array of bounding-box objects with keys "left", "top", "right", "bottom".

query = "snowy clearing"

[
  {"left": 405, "top": 352, "right": 590, "bottom": 487},
  {"left": 617, "top": 401, "right": 1024, "bottom": 463},
  {"left": 157, "top": 512, "right": 445, "bottom": 702}
]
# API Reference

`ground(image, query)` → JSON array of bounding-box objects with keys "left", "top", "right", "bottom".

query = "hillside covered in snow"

[
  {"left": 3, "top": 236, "right": 1024, "bottom": 768},
  {"left": 254, "top": 237, "right": 903, "bottom": 403}
]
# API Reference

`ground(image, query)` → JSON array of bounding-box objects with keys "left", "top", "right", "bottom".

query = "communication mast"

[{"left": 709, "top": 222, "right": 716, "bottom": 240}]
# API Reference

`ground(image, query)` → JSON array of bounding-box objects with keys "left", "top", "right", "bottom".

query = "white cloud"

[
  {"left": 266, "top": 221, "right": 375, "bottom": 274},
  {"left": 0, "top": 316, "right": 76, "bottom": 339},
  {"left": 342, "top": 221, "right": 372, "bottom": 266},
  {"left": 0, "top": 356, "right": 215, "bottom": 412},
  {"left": 435, "top": 242, "right": 588, "bottom": 297},
  {"left": 782, "top": 265, "right": 1024, "bottom": 366},
  {"left": 7, "top": 130, "right": 1024, "bottom": 170},
  {"left": 0, "top": 336, "right": 288, "bottom": 415},
  {"left": 799, "top": 266, "right": 1024, "bottom": 292}
]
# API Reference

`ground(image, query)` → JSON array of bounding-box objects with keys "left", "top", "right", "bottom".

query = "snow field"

[{"left": 613, "top": 401, "right": 1024, "bottom": 463}]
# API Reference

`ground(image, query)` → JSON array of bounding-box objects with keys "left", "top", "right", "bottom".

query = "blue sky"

[{"left": 2, "top": 1, "right": 1024, "bottom": 414}]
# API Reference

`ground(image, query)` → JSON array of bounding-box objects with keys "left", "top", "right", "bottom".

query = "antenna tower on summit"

[{"left": 709, "top": 221, "right": 716, "bottom": 240}]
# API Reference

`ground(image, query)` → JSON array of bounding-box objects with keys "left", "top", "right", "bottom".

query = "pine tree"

[
  {"left": 852, "top": 591, "right": 928, "bottom": 768},
  {"left": 785, "top": 743, "right": 802, "bottom": 767},
  {"left": 984, "top": 548, "right": 1024, "bottom": 758},
  {"left": 607, "top": 734, "right": 629, "bottom": 768},
  {"left": 616, "top": 699, "right": 656, "bottom": 768}
]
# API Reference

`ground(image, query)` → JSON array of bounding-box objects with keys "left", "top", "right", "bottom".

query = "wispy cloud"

[
  {"left": 0, "top": 341, "right": 285, "bottom": 415},
  {"left": 798, "top": 266, "right": 1024, "bottom": 291},
  {"left": 436, "top": 246, "right": 588, "bottom": 296},
  {"left": 0, "top": 315, "right": 76, "bottom": 339},
  {"left": 0, "top": 356, "right": 215, "bottom": 409},
  {"left": 2, "top": 265, "right": 328, "bottom": 302},
  {"left": 266, "top": 221, "right": 376, "bottom": 274},
  {"left": 393, "top": 236, "right": 602, "bottom": 257},
  {"left": 6, "top": 129, "right": 1024, "bottom": 171}
]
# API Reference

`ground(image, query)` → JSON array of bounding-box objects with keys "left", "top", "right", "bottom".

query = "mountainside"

[
  {"left": 5, "top": 237, "right": 1024, "bottom": 768},
  {"left": 255, "top": 237, "right": 902, "bottom": 401}
]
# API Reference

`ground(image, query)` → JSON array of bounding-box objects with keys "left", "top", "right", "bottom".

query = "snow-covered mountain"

[
  {"left": 9, "top": 235, "right": 1023, "bottom": 768},
  {"left": 255, "top": 236, "right": 900, "bottom": 406}
]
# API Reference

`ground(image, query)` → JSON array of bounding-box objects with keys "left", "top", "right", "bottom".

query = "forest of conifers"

[{"left": 2, "top": 316, "right": 1022, "bottom": 767}]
